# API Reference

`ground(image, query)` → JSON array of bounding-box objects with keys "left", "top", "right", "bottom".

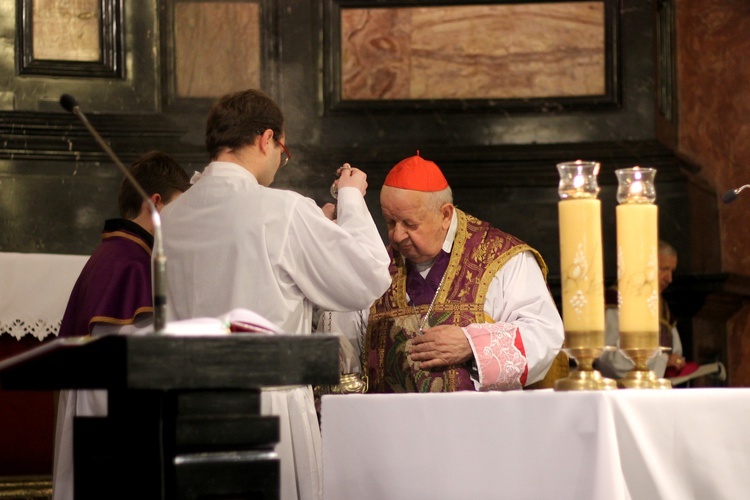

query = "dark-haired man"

[
  {"left": 162, "top": 89, "right": 391, "bottom": 500},
  {"left": 53, "top": 151, "right": 190, "bottom": 500}
]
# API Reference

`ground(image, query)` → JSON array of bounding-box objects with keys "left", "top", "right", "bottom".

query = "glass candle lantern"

[
  {"left": 614, "top": 167, "right": 670, "bottom": 389},
  {"left": 554, "top": 160, "right": 616, "bottom": 391}
]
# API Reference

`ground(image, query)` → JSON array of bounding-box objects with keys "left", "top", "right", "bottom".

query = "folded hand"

[{"left": 409, "top": 324, "right": 472, "bottom": 369}]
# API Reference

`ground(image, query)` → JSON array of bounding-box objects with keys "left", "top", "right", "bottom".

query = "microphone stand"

[{"left": 60, "top": 94, "right": 167, "bottom": 334}]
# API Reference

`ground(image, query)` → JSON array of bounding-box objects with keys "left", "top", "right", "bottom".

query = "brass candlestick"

[
  {"left": 554, "top": 161, "right": 616, "bottom": 391},
  {"left": 618, "top": 345, "right": 671, "bottom": 390},
  {"left": 614, "top": 167, "right": 670, "bottom": 390}
]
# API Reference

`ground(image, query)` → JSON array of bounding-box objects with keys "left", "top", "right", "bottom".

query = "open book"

[
  {"left": 223, "top": 308, "right": 284, "bottom": 334},
  {"left": 667, "top": 361, "right": 726, "bottom": 386},
  {"left": 163, "top": 308, "right": 283, "bottom": 335}
]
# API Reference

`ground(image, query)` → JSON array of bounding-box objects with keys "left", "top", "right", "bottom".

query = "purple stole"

[
  {"left": 58, "top": 219, "right": 154, "bottom": 337},
  {"left": 406, "top": 250, "right": 450, "bottom": 306},
  {"left": 365, "top": 209, "right": 546, "bottom": 393}
]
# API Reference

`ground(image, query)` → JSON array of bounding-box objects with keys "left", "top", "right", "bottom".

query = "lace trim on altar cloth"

[
  {"left": 0, "top": 319, "right": 60, "bottom": 340},
  {"left": 463, "top": 322, "right": 526, "bottom": 391}
]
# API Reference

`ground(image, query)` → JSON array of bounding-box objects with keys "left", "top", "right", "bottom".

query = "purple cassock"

[{"left": 58, "top": 219, "right": 154, "bottom": 337}]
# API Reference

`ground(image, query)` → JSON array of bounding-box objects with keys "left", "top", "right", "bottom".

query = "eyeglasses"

[{"left": 275, "top": 139, "right": 291, "bottom": 166}]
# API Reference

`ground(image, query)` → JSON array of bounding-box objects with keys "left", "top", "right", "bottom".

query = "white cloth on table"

[
  {"left": 162, "top": 161, "right": 391, "bottom": 500},
  {"left": 322, "top": 390, "right": 750, "bottom": 500},
  {"left": 0, "top": 252, "right": 88, "bottom": 339}
]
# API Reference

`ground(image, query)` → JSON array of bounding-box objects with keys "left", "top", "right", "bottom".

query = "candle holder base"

[
  {"left": 554, "top": 347, "right": 617, "bottom": 391},
  {"left": 617, "top": 347, "right": 671, "bottom": 390}
]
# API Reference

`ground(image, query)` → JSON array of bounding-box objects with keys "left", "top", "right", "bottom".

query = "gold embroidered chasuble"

[{"left": 365, "top": 209, "right": 548, "bottom": 393}]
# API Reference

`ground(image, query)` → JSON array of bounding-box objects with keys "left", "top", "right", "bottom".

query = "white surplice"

[
  {"left": 321, "top": 210, "right": 564, "bottom": 388},
  {"left": 161, "top": 161, "right": 391, "bottom": 500}
]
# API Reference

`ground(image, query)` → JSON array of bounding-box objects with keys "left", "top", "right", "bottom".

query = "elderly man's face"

[
  {"left": 658, "top": 252, "right": 677, "bottom": 293},
  {"left": 380, "top": 186, "right": 452, "bottom": 264}
]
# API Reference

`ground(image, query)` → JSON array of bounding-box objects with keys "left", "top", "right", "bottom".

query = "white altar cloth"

[
  {"left": 322, "top": 389, "right": 750, "bottom": 500},
  {"left": 1, "top": 252, "right": 88, "bottom": 339}
]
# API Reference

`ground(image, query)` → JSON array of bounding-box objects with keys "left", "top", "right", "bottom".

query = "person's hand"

[
  {"left": 321, "top": 203, "right": 336, "bottom": 221},
  {"left": 335, "top": 163, "right": 368, "bottom": 197},
  {"left": 409, "top": 324, "right": 473, "bottom": 369}
]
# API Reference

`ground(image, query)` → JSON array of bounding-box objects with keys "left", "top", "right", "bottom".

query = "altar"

[
  {"left": 321, "top": 389, "right": 750, "bottom": 499},
  {"left": 0, "top": 252, "right": 88, "bottom": 340},
  {"left": 0, "top": 252, "right": 88, "bottom": 477}
]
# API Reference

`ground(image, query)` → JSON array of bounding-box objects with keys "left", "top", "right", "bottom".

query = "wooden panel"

[{"left": 0, "top": 334, "right": 340, "bottom": 390}]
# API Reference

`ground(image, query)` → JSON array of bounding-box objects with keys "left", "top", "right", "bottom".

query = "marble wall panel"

[
  {"left": 174, "top": 2, "right": 260, "bottom": 98},
  {"left": 32, "top": 0, "right": 100, "bottom": 61},
  {"left": 341, "top": 2, "right": 605, "bottom": 100}
]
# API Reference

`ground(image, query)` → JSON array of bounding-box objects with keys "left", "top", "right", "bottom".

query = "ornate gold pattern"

[
  {"left": 365, "top": 209, "right": 549, "bottom": 393},
  {"left": 0, "top": 475, "right": 52, "bottom": 499}
]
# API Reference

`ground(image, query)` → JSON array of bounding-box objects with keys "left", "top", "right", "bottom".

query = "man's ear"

[
  {"left": 259, "top": 129, "right": 275, "bottom": 155},
  {"left": 150, "top": 193, "right": 162, "bottom": 206},
  {"left": 441, "top": 203, "right": 454, "bottom": 229}
]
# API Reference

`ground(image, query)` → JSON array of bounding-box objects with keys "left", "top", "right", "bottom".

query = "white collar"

[
  {"left": 412, "top": 210, "right": 457, "bottom": 274},
  {"left": 443, "top": 209, "right": 458, "bottom": 254},
  {"left": 191, "top": 161, "right": 258, "bottom": 184}
]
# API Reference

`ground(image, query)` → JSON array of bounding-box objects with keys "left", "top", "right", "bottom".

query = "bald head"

[{"left": 658, "top": 240, "right": 678, "bottom": 293}]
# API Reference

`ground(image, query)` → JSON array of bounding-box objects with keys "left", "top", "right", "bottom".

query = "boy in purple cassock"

[{"left": 52, "top": 151, "right": 190, "bottom": 500}]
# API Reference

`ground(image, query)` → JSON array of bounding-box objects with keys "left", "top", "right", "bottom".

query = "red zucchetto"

[{"left": 383, "top": 151, "right": 449, "bottom": 192}]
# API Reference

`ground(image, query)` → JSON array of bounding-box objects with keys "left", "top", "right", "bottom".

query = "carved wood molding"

[
  {"left": 288, "top": 139, "right": 685, "bottom": 189},
  {"left": 0, "top": 475, "right": 51, "bottom": 499},
  {"left": 0, "top": 111, "right": 204, "bottom": 164},
  {"left": 15, "top": 0, "right": 124, "bottom": 79}
]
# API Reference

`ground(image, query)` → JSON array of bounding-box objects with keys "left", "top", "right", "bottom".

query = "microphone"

[
  {"left": 59, "top": 94, "right": 168, "bottom": 334},
  {"left": 721, "top": 184, "right": 750, "bottom": 204}
]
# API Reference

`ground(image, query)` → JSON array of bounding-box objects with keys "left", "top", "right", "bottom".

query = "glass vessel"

[
  {"left": 554, "top": 161, "right": 616, "bottom": 391},
  {"left": 614, "top": 167, "right": 670, "bottom": 389}
]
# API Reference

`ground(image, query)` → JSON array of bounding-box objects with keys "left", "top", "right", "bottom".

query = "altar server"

[
  {"left": 53, "top": 151, "right": 190, "bottom": 500},
  {"left": 161, "top": 89, "right": 391, "bottom": 500}
]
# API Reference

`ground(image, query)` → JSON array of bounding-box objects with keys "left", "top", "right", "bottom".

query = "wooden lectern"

[{"left": 0, "top": 333, "right": 339, "bottom": 499}]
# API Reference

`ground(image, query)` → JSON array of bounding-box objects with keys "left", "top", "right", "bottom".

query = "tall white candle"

[
  {"left": 616, "top": 204, "right": 659, "bottom": 335},
  {"left": 559, "top": 198, "right": 605, "bottom": 337},
  {"left": 614, "top": 167, "right": 659, "bottom": 350},
  {"left": 556, "top": 161, "right": 605, "bottom": 350}
]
